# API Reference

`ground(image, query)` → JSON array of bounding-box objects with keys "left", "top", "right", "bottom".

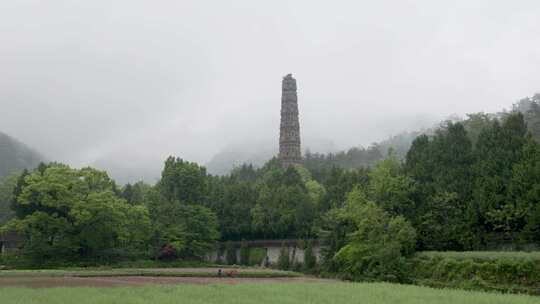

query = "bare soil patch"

[{"left": 0, "top": 275, "right": 336, "bottom": 288}]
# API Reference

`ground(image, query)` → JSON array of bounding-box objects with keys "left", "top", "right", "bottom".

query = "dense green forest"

[{"left": 1, "top": 95, "right": 540, "bottom": 279}]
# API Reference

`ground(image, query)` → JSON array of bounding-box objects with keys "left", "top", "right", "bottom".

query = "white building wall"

[{"left": 207, "top": 243, "right": 321, "bottom": 266}]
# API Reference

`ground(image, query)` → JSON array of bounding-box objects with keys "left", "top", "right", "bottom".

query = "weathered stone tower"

[{"left": 279, "top": 74, "right": 302, "bottom": 166}]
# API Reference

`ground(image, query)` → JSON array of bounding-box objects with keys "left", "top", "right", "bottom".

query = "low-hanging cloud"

[{"left": 1, "top": 0, "right": 539, "bottom": 182}]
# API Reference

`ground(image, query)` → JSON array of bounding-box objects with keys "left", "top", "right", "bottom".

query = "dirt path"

[{"left": 0, "top": 276, "right": 338, "bottom": 288}]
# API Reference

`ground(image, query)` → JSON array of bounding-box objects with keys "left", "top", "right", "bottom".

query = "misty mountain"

[
  {"left": 91, "top": 161, "right": 161, "bottom": 186},
  {"left": 205, "top": 133, "right": 422, "bottom": 177},
  {"left": 205, "top": 148, "right": 274, "bottom": 176},
  {"left": 204, "top": 127, "right": 437, "bottom": 176},
  {"left": 205, "top": 93, "right": 540, "bottom": 176},
  {"left": 0, "top": 131, "right": 43, "bottom": 179},
  {"left": 205, "top": 137, "right": 337, "bottom": 175}
]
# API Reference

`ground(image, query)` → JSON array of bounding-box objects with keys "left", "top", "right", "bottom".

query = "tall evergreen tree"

[
  {"left": 405, "top": 122, "right": 473, "bottom": 249},
  {"left": 472, "top": 113, "right": 527, "bottom": 242},
  {"left": 158, "top": 157, "right": 208, "bottom": 204},
  {"left": 509, "top": 137, "right": 540, "bottom": 243}
]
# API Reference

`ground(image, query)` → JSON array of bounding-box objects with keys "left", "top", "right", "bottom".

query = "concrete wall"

[{"left": 207, "top": 241, "right": 321, "bottom": 266}]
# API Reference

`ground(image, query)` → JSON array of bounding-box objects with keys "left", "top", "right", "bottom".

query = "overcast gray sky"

[{"left": 1, "top": 1, "right": 539, "bottom": 181}]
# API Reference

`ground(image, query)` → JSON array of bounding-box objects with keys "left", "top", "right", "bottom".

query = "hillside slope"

[{"left": 0, "top": 132, "right": 43, "bottom": 179}]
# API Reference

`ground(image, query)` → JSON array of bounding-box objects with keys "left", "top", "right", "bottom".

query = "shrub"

[
  {"left": 225, "top": 241, "right": 237, "bottom": 265},
  {"left": 304, "top": 240, "right": 317, "bottom": 271},
  {"left": 216, "top": 243, "right": 225, "bottom": 264},
  {"left": 158, "top": 244, "right": 177, "bottom": 261},
  {"left": 0, "top": 253, "right": 33, "bottom": 269},
  {"left": 292, "top": 260, "right": 303, "bottom": 272},
  {"left": 410, "top": 251, "right": 540, "bottom": 295},
  {"left": 248, "top": 248, "right": 266, "bottom": 266},
  {"left": 278, "top": 242, "right": 290, "bottom": 270},
  {"left": 332, "top": 192, "right": 416, "bottom": 282},
  {"left": 418, "top": 251, "right": 540, "bottom": 261},
  {"left": 239, "top": 240, "right": 250, "bottom": 265}
]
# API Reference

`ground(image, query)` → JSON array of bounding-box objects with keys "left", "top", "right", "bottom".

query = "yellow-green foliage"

[
  {"left": 411, "top": 251, "right": 540, "bottom": 295},
  {"left": 0, "top": 282, "right": 537, "bottom": 304},
  {"left": 332, "top": 188, "right": 416, "bottom": 282},
  {"left": 248, "top": 248, "right": 266, "bottom": 266}
]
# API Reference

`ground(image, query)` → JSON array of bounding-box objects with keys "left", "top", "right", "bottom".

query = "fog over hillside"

[
  {"left": 1, "top": 1, "right": 539, "bottom": 183},
  {"left": 205, "top": 115, "right": 438, "bottom": 176},
  {"left": 0, "top": 132, "right": 43, "bottom": 179}
]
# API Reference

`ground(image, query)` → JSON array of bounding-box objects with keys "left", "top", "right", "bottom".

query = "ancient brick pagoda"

[{"left": 279, "top": 74, "right": 302, "bottom": 167}]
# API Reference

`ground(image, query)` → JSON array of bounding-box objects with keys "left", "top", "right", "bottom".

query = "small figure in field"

[{"left": 217, "top": 269, "right": 222, "bottom": 277}]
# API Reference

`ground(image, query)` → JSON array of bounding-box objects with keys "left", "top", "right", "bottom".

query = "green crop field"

[{"left": 1, "top": 282, "right": 539, "bottom": 304}]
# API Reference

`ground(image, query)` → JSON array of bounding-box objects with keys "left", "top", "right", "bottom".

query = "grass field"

[{"left": 1, "top": 282, "right": 539, "bottom": 304}]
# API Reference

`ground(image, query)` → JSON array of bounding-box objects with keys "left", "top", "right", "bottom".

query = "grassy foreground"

[{"left": 1, "top": 283, "right": 538, "bottom": 304}]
